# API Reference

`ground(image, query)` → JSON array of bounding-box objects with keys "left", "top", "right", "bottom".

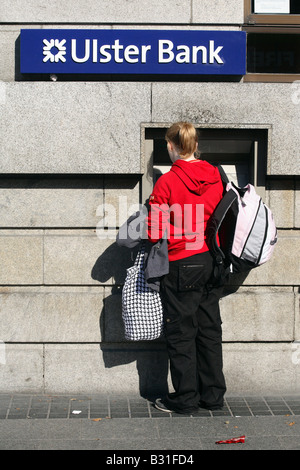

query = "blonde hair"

[{"left": 165, "top": 122, "right": 199, "bottom": 159}]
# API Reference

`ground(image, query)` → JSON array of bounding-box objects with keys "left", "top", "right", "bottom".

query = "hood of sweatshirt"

[{"left": 170, "top": 159, "right": 221, "bottom": 196}]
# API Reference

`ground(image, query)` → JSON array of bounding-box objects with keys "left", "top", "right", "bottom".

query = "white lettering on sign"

[
  {"left": 70, "top": 38, "right": 224, "bottom": 65},
  {"left": 158, "top": 40, "right": 224, "bottom": 64},
  {"left": 71, "top": 39, "right": 90, "bottom": 63},
  {"left": 71, "top": 39, "right": 152, "bottom": 64},
  {"left": 209, "top": 40, "right": 224, "bottom": 64}
]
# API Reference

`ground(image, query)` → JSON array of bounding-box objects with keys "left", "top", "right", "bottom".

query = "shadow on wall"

[
  {"left": 91, "top": 240, "right": 249, "bottom": 399},
  {"left": 91, "top": 243, "right": 169, "bottom": 401}
]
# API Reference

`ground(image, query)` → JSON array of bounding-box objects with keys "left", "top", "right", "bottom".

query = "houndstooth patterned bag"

[{"left": 122, "top": 243, "right": 164, "bottom": 341}]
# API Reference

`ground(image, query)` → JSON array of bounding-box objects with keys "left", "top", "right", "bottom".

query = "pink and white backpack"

[{"left": 207, "top": 167, "right": 278, "bottom": 283}]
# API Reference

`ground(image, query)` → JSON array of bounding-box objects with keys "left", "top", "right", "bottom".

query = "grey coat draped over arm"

[{"left": 116, "top": 204, "right": 169, "bottom": 291}]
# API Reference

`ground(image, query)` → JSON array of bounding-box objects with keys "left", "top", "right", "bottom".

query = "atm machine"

[{"left": 142, "top": 126, "right": 268, "bottom": 202}]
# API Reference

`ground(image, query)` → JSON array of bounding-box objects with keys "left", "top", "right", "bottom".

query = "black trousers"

[{"left": 160, "top": 251, "right": 226, "bottom": 413}]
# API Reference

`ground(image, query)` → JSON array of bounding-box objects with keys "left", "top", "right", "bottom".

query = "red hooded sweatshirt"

[{"left": 146, "top": 159, "right": 223, "bottom": 261}]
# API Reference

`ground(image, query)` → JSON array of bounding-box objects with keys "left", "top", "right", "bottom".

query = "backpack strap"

[
  {"left": 216, "top": 164, "right": 229, "bottom": 185},
  {"left": 206, "top": 179, "right": 238, "bottom": 286},
  {"left": 206, "top": 188, "right": 238, "bottom": 260}
]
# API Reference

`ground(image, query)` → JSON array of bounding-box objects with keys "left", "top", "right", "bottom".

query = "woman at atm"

[{"left": 146, "top": 121, "right": 226, "bottom": 414}]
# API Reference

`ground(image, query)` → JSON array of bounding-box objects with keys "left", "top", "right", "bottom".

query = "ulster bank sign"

[{"left": 20, "top": 29, "right": 246, "bottom": 75}]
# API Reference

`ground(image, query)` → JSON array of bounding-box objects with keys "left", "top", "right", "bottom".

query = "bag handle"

[{"left": 134, "top": 241, "right": 146, "bottom": 267}]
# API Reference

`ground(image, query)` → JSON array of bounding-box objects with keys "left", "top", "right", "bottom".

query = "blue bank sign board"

[{"left": 20, "top": 29, "right": 246, "bottom": 75}]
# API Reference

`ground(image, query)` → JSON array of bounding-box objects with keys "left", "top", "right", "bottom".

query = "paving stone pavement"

[{"left": 0, "top": 393, "right": 299, "bottom": 451}]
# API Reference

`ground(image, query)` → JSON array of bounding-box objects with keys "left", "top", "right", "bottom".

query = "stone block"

[
  {"left": 223, "top": 343, "right": 300, "bottom": 395},
  {"left": 101, "top": 286, "right": 124, "bottom": 342},
  {"left": 221, "top": 287, "right": 295, "bottom": 342},
  {"left": 0, "top": 344, "right": 43, "bottom": 392},
  {"left": 44, "top": 343, "right": 169, "bottom": 396},
  {"left": 239, "top": 231, "right": 300, "bottom": 286},
  {"left": 151, "top": 82, "right": 300, "bottom": 175},
  {"left": 42, "top": 342, "right": 300, "bottom": 395},
  {"left": 0, "top": 230, "right": 43, "bottom": 284},
  {"left": 0, "top": 1, "right": 192, "bottom": 24},
  {"left": 0, "top": 30, "right": 17, "bottom": 82},
  {"left": 267, "top": 179, "right": 295, "bottom": 229},
  {"left": 103, "top": 285, "right": 295, "bottom": 343},
  {"left": 0, "top": 82, "right": 151, "bottom": 173},
  {"left": 0, "top": 286, "right": 104, "bottom": 342},
  {"left": 0, "top": 177, "right": 104, "bottom": 227},
  {"left": 103, "top": 177, "right": 140, "bottom": 227},
  {"left": 44, "top": 229, "right": 133, "bottom": 285},
  {"left": 192, "top": 0, "right": 244, "bottom": 24},
  {"left": 0, "top": 341, "right": 298, "bottom": 395}
]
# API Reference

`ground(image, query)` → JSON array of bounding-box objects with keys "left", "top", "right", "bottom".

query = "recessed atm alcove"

[{"left": 142, "top": 125, "right": 269, "bottom": 202}]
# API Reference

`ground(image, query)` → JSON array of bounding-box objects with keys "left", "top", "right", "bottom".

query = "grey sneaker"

[{"left": 154, "top": 399, "right": 173, "bottom": 413}]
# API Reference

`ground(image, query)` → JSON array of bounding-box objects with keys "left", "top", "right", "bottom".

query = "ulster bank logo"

[{"left": 43, "top": 39, "right": 67, "bottom": 63}]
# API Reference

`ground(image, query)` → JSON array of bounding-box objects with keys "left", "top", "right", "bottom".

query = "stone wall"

[{"left": 0, "top": 0, "right": 299, "bottom": 396}]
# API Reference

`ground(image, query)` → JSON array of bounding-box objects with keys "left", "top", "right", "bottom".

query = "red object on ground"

[{"left": 216, "top": 435, "right": 245, "bottom": 444}]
